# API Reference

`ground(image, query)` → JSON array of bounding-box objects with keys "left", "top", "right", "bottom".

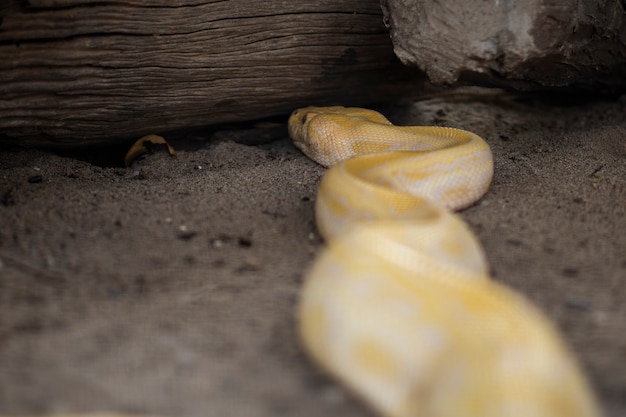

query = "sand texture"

[{"left": 1, "top": 92, "right": 625, "bottom": 416}]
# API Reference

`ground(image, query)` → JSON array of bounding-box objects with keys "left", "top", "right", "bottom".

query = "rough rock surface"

[{"left": 381, "top": 0, "right": 626, "bottom": 91}]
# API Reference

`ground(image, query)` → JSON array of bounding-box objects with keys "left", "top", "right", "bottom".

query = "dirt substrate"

[{"left": 1, "top": 92, "right": 625, "bottom": 416}]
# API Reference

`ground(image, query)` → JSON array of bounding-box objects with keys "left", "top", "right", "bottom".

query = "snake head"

[
  {"left": 289, "top": 107, "right": 330, "bottom": 166},
  {"left": 287, "top": 107, "right": 311, "bottom": 148},
  {"left": 289, "top": 106, "right": 355, "bottom": 167}
]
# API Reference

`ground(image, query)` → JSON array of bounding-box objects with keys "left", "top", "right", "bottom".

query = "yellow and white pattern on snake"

[{"left": 289, "top": 106, "right": 601, "bottom": 417}]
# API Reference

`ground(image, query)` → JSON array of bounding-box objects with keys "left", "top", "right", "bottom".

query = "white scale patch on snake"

[{"left": 385, "top": 150, "right": 492, "bottom": 207}]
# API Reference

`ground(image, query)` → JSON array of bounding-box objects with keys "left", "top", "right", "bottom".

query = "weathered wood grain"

[{"left": 0, "top": 0, "right": 421, "bottom": 147}]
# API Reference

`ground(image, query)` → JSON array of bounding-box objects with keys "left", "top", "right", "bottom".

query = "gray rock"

[{"left": 381, "top": 0, "right": 626, "bottom": 91}]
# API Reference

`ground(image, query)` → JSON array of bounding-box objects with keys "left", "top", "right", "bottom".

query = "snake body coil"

[{"left": 288, "top": 106, "right": 601, "bottom": 417}]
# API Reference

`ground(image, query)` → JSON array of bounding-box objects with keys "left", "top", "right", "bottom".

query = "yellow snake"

[
  {"left": 3, "top": 108, "right": 602, "bottom": 417},
  {"left": 288, "top": 106, "right": 602, "bottom": 417}
]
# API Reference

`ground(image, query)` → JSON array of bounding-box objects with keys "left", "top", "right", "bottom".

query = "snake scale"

[{"left": 288, "top": 106, "right": 602, "bottom": 417}]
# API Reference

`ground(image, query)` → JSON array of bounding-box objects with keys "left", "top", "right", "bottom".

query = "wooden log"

[
  {"left": 0, "top": 0, "right": 421, "bottom": 147},
  {"left": 381, "top": 0, "right": 626, "bottom": 92}
]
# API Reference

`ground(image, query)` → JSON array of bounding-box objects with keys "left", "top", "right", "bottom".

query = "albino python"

[
  {"left": 4, "top": 107, "right": 602, "bottom": 417},
  {"left": 288, "top": 106, "right": 601, "bottom": 417}
]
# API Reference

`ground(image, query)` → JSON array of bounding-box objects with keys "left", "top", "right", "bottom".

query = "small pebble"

[
  {"left": 562, "top": 267, "right": 579, "bottom": 277},
  {"left": 237, "top": 237, "right": 252, "bottom": 248},
  {"left": 28, "top": 175, "right": 43, "bottom": 183},
  {"left": 1, "top": 189, "right": 15, "bottom": 206},
  {"left": 178, "top": 231, "right": 198, "bottom": 241},
  {"left": 564, "top": 298, "right": 592, "bottom": 311},
  {"left": 237, "top": 256, "right": 260, "bottom": 272}
]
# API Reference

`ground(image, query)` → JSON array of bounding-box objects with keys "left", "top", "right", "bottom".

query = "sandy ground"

[{"left": 1, "top": 92, "right": 625, "bottom": 416}]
